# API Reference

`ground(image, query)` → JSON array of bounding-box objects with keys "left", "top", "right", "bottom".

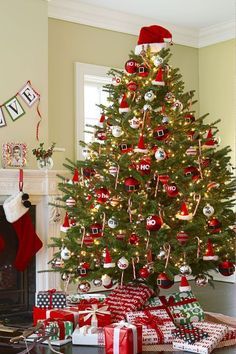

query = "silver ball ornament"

[
  {"left": 77, "top": 281, "right": 91, "bottom": 293},
  {"left": 195, "top": 274, "right": 208, "bottom": 287},
  {"left": 179, "top": 263, "right": 192, "bottom": 276},
  {"left": 93, "top": 279, "right": 102, "bottom": 287},
  {"left": 157, "top": 248, "right": 167, "bottom": 260},
  {"left": 61, "top": 273, "right": 69, "bottom": 281},
  {"left": 153, "top": 56, "right": 164, "bottom": 67}
]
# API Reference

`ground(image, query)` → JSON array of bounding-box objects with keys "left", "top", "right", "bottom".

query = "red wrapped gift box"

[
  {"left": 79, "top": 303, "right": 111, "bottom": 327},
  {"left": 104, "top": 322, "right": 142, "bottom": 354},
  {"left": 33, "top": 306, "right": 79, "bottom": 327}
]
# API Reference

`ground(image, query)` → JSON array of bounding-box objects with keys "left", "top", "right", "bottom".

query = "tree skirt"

[{"left": 142, "top": 312, "right": 236, "bottom": 352}]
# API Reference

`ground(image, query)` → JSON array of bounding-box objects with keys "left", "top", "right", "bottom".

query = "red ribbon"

[
  {"left": 47, "top": 289, "right": 56, "bottom": 309},
  {"left": 44, "top": 318, "right": 65, "bottom": 340},
  {"left": 134, "top": 310, "right": 169, "bottom": 344},
  {"left": 27, "top": 80, "right": 41, "bottom": 141},
  {"left": 19, "top": 168, "right": 23, "bottom": 191},
  {"left": 147, "top": 296, "right": 197, "bottom": 322}
]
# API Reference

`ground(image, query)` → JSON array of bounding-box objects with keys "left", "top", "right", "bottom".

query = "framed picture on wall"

[{"left": 2, "top": 142, "right": 27, "bottom": 168}]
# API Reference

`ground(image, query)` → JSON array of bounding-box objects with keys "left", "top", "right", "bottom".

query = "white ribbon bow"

[
  {"left": 113, "top": 321, "right": 138, "bottom": 354},
  {"left": 79, "top": 304, "right": 110, "bottom": 326}
]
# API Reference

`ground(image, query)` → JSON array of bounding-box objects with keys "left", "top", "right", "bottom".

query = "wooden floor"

[{"left": 0, "top": 281, "right": 235, "bottom": 354}]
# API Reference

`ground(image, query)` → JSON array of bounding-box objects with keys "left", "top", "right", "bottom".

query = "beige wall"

[
  {"left": 0, "top": 0, "right": 48, "bottom": 169},
  {"left": 199, "top": 39, "right": 236, "bottom": 162},
  {"left": 48, "top": 19, "right": 199, "bottom": 169}
]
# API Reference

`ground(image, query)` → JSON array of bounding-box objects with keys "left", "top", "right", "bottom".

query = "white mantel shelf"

[{"left": 0, "top": 169, "right": 67, "bottom": 196}]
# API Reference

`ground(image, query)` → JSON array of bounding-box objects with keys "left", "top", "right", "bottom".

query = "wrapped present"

[
  {"left": 72, "top": 325, "right": 105, "bottom": 346},
  {"left": 36, "top": 289, "right": 66, "bottom": 309},
  {"left": 105, "top": 283, "right": 154, "bottom": 322},
  {"left": 126, "top": 309, "right": 176, "bottom": 345},
  {"left": 79, "top": 303, "right": 111, "bottom": 327},
  {"left": 146, "top": 290, "right": 204, "bottom": 325},
  {"left": 33, "top": 306, "right": 79, "bottom": 327},
  {"left": 173, "top": 321, "right": 228, "bottom": 354},
  {"left": 172, "top": 323, "right": 209, "bottom": 344},
  {"left": 104, "top": 321, "right": 142, "bottom": 354},
  {"left": 67, "top": 293, "right": 106, "bottom": 306},
  {"left": 27, "top": 318, "right": 73, "bottom": 346}
]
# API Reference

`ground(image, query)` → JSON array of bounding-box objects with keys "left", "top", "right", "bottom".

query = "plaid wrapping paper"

[
  {"left": 145, "top": 290, "right": 204, "bottom": 325},
  {"left": 172, "top": 323, "right": 209, "bottom": 344},
  {"left": 126, "top": 308, "right": 176, "bottom": 344},
  {"left": 172, "top": 321, "right": 229, "bottom": 354},
  {"left": 72, "top": 325, "right": 105, "bottom": 346},
  {"left": 36, "top": 289, "right": 66, "bottom": 309},
  {"left": 105, "top": 283, "right": 154, "bottom": 322}
]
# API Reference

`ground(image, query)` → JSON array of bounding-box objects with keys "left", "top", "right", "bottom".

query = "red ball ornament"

[
  {"left": 184, "top": 113, "right": 195, "bottom": 124},
  {"left": 83, "top": 167, "right": 96, "bottom": 179},
  {"left": 119, "top": 142, "right": 133, "bottom": 154},
  {"left": 138, "top": 267, "right": 150, "bottom": 279},
  {"left": 156, "top": 272, "right": 174, "bottom": 289},
  {"left": 138, "top": 64, "right": 149, "bottom": 77},
  {"left": 207, "top": 218, "right": 221, "bottom": 234},
  {"left": 176, "top": 231, "right": 189, "bottom": 245},
  {"left": 136, "top": 158, "right": 151, "bottom": 175},
  {"left": 159, "top": 175, "right": 170, "bottom": 185},
  {"left": 129, "top": 233, "right": 140, "bottom": 245},
  {"left": 124, "top": 177, "right": 140, "bottom": 192},
  {"left": 95, "top": 130, "right": 107, "bottom": 141},
  {"left": 127, "top": 81, "right": 138, "bottom": 91},
  {"left": 116, "top": 231, "right": 126, "bottom": 241},
  {"left": 201, "top": 158, "right": 211, "bottom": 168},
  {"left": 218, "top": 261, "right": 235, "bottom": 276},
  {"left": 90, "top": 223, "right": 103, "bottom": 238},
  {"left": 125, "top": 59, "right": 139, "bottom": 74},
  {"left": 184, "top": 166, "right": 200, "bottom": 181},
  {"left": 165, "top": 183, "right": 179, "bottom": 197},
  {"left": 83, "top": 234, "right": 94, "bottom": 247},
  {"left": 153, "top": 125, "right": 170, "bottom": 141},
  {"left": 95, "top": 187, "right": 110, "bottom": 203},
  {"left": 146, "top": 215, "right": 162, "bottom": 231},
  {"left": 78, "top": 262, "right": 90, "bottom": 277},
  {"left": 66, "top": 197, "right": 76, "bottom": 207}
]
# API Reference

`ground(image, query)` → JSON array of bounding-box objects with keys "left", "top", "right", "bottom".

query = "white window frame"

[{"left": 75, "top": 62, "right": 111, "bottom": 160}]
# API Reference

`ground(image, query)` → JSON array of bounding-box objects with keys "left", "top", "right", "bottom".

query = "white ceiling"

[
  {"left": 75, "top": 0, "right": 236, "bottom": 29},
  {"left": 48, "top": 0, "right": 236, "bottom": 47}
]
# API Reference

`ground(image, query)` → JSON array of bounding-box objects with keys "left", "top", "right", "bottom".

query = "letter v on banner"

[{"left": 4, "top": 96, "right": 25, "bottom": 121}]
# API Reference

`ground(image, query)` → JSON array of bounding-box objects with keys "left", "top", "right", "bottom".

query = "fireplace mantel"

[{"left": 0, "top": 168, "right": 69, "bottom": 292}]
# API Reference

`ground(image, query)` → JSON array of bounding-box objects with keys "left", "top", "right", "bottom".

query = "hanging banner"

[
  {"left": 0, "top": 107, "right": 6, "bottom": 127},
  {"left": 5, "top": 96, "right": 25, "bottom": 121},
  {"left": 0, "top": 81, "right": 42, "bottom": 140},
  {"left": 19, "top": 82, "right": 39, "bottom": 107}
]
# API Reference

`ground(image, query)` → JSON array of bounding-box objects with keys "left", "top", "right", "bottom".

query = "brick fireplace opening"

[{"left": 0, "top": 206, "right": 36, "bottom": 323}]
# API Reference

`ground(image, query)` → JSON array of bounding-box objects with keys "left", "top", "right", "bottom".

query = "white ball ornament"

[
  {"left": 155, "top": 148, "right": 166, "bottom": 161},
  {"left": 144, "top": 90, "right": 156, "bottom": 102},
  {"left": 60, "top": 247, "right": 71, "bottom": 260},
  {"left": 112, "top": 125, "right": 123, "bottom": 138},
  {"left": 112, "top": 76, "right": 121, "bottom": 86},
  {"left": 153, "top": 55, "right": 164, "bottom": 67},
  {"left": 129, "top": 117, "right": 140, "bottom": 129},
  {"left": 117, "top": 257, "right": 129, "bottom": 270},
  {"left": 179, "top": 263, "right": 192, "bottom": 276},
  {"left": 203, "top": 204, "right": 214, "bottom": 218},
  {"left": 143, "top": 104, "right": 152, "bottom": 111},
  {"left": 82, "top": 147, "right": 91, "bottom": 159},
  {"left": 108, "top": 217, "right": 119, "bottom": 229},
  {"left": 162, "top": 116, "right": 169, "bottom": 124}
]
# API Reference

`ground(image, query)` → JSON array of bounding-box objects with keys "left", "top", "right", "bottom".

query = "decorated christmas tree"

[{"left": 50, "top": 25, "right": 235, "bottom": 293}]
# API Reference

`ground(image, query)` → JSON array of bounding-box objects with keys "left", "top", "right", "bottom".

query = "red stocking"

[{"left": 12, "top": 212, "right": 43, "bottom": 271}]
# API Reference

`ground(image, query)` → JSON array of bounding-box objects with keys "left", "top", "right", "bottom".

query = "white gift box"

[
  {"left": 173, "top": 321, "right": 228, "bottom": 354},
  {"left": 72, "top": 325, "right": 105, "bottom": 346}
]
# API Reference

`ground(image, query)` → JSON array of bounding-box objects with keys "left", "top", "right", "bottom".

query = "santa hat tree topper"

[{"left": 135, "top": 25, "right": 172, "bottom": 55}]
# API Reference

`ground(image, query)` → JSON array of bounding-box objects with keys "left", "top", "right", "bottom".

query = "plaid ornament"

[{"left": 172, "top": 323, "right": 208, "bottom": 344}]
